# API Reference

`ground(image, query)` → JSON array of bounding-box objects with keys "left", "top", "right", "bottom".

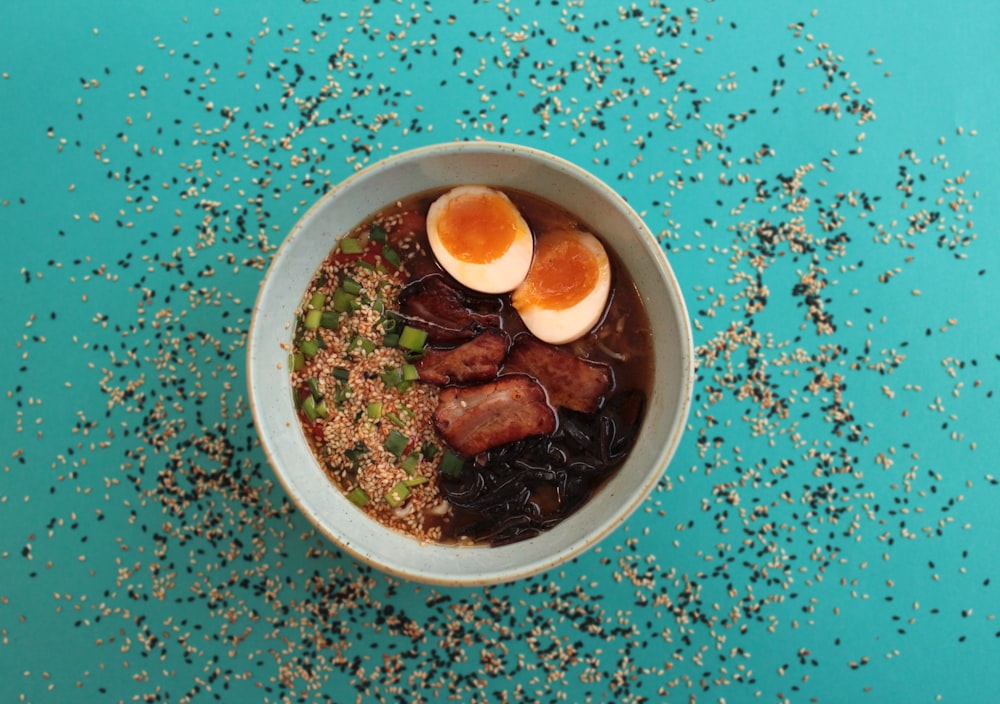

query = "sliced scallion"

[
  {"left": 398, "top": 325, "right": 428, "bottom": 352},
  {"left": 346, "top": 487, "right": 370, "bottom": 507},
  {"left": 304, "top": 308, "right": 323, "bottom": 330},
  {"left": 383, "top": 429, "right": 409, "bottom": 457},
  {"left": 307, "top": 377, "right": 322, "bottom": 400},
  {"left": 352, "top": 336, "right": 376, "bottom": 355},
  {"left": 341, "top": 276, "right": 362, "bottom": 296},
  {"left": 439, "top": 450, "right": 465, "bottom": 477},
  {"left": 332, "top": 382, "right": 350, "bottom": 405},
  {"left": 421, "top": 442, "right": 439, "bottom": 460},
  {"left": 345, "top": 442, "right": 368, "bottom": 467},
  {"left": 382, "top": 244, "right": 401, "bottom": 268},
  {"left": 385, "top": 481, "right": 410, "bottom": 507},
  {"left": 301, "top": 394, "right": 318, "bottom": 422},
  {"left": 380, "top": 367, "right": 403, "bottom": 389},
  {"left": 339, "top": 237, "right": 363, "bottom": 255},
  {"left": 332, "top": 287, "right": 357, "bottom": 313},
  {"left": 382, "top": 332, "right": 400, "bottom": 348},
  {"left": 400, "top": 453, "right": 420, "bottom": 475},
  {"left": 300, "top": 338, "right": 320, "bottom": 359},
  {"left": 319, "top": 311, "right": 341, "bottom": 329}
]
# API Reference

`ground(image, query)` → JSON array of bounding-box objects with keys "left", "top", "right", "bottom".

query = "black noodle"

[{"left": 439, "top": 389, "right": 646, "bottom": 546}]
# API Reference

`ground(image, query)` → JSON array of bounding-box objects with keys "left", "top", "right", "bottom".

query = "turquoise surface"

[{"left": 2, "top": 1, "right": 998, "bottom": 701}]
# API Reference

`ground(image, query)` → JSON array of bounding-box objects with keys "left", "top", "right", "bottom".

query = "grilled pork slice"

[
  {"left": 503, "top": 336, "right": 612, "bottom": 413},
  {"left": 433, "top": 375, "right": 556, "bottom": 457},
  {"left": 398, "top": 275, "right": 501, "bottom": 344},
  {"left": 416, "top": 328, "right": 510, "bottom": 386}
]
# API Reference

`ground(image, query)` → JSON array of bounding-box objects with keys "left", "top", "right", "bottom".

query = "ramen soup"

[{"left": 289, "top": 186, "right": 654, "bottom": 546}]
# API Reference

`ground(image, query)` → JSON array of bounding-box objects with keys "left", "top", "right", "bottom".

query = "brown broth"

[{"left": 294, "top": 186, "right": 654, "bottom": 546}]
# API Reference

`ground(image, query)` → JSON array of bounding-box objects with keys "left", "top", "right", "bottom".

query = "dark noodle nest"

[{"left": 439, "top": 389, "right": 646, "bottom": 546}]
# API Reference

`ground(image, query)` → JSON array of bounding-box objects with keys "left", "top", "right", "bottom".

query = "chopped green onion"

[
  {"left": 319, "top": 311, "right": 341, "bottom": 329},
  {"left": 366, "top": 401, "right": 383, "bottom": 420},
  {"left": 380, "top": 367, "right": 403, "bottom": 389},
  {"left": 307, "top": 377, "right": 322, "bottom": 400},
  {"left": 404, "top": 475, "right": 428, "bottom": 487},
  {"left": 314, "top": 399, "right": 328, "bottom": 419},
  {"left": 421, "top": 442, "right": 439, "bottom": 460},
  {"left": 386, "top": 411, "right": 406, "bottom": 428},
  {"left": 369, "top": 223, "right": 388, "bottom": 242},
  {"left": 339, "top": 237, "right": 363, "bottom": 254},
  {"left": 382, "top": 332, "right": 400, "bottom": 348},
  {"left": 385, "top": 481, "right": 410, "bottom": 507},
  {"left": 346, "top": 487, "right": 370, "bottom": 507},
  {"left": 301, "top": 394, "right": 318, "bottom": 422},
  {"left": 345, "top": 442, "right": 369, "bottom": 463},
  {"left": 383, "top": 429, "right": 409, "bottom": 457},
  {"left": 332, "top": 288, "right": 358, "bottom": 313},
  {"left": 289, "top": 352, "right": 304, "bottom": 372},
  {"left": 398, "top": 325, "right": 428, "bottom": 352},
  {"left": 309, "top": 292, "right": 326, "bottom": 308},
  {"left": 332, "top": 382, "right": 350, "bottom": 405},
  {"left": 344, "top": 442, "right": 368, "bottom": 471},
  {"left": 304, "top": 309, "right": 323, "bottom": 330},
  {"left": 341, "top": 277, "right": 362, "bottom": 295},
  {"left": 401, "top": 363, "right": 419, "bottom": 382},
  {"left": 382, "top": 244, "right": 401, "bottom": 268},
  {"left": 356, "top": 259, "right": 377, "bottom": 271},
  {"left": 439, "top": 450, "right": 465, "bottom": 477},
  {"left": 332, "top": 367, "right": 350, "bottom": 382},
  {"left": 352, "top": 336, "right": 376, "bottom": 355},
  {"left": 300, "top": 338, "right": 320, "bottom": 359},
  {"left": 400, "top": 453, "right": 420, "bottom": 475}
]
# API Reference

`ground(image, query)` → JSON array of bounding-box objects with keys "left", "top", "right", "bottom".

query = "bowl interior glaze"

[{"left": 247, "top": 141, "right": 694, "bottom": 585}]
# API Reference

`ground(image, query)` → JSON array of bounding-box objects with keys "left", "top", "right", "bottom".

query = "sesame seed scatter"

[{"left": 1, "top": 2, "right": 998, "bottom": 703}]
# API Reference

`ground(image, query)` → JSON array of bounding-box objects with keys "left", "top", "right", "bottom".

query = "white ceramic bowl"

[{"left": 247, "top": 141, "right": 693, "bottom": 585}]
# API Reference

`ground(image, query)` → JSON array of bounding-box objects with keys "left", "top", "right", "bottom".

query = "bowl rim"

[{"left": 247, "top": 140, "right": 694, "bottom": 585}]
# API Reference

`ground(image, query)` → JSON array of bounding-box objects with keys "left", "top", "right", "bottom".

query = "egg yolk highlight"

[
  {"left": 513, "top": 231, "right": 600, "bottom": 310},
  {"left": 435, "top": 190, "right": 520, "bottom": 263}
]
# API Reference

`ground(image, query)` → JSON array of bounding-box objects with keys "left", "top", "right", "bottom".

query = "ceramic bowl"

[{"left": 247, "top": 141, "right": 693, "bottom": 585}]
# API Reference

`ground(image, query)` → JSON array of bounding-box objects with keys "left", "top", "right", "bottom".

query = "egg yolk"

[
  {"left": 513, "top": 231, "right": 600, "bottom": 310},
  {"left": 436, "top": 190, "right": 521, "bottom": 263}
]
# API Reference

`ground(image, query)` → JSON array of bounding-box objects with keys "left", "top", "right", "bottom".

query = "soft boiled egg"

[
  {"left": 426, "top": 185, "right": 534, "bottom": 294},
  {"left": 512, "top": 228, "right": 612, "bottom": 345}
]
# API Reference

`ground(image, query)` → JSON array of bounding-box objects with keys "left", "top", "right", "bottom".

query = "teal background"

[{"left": 2, "top": 1, "right": 998, "bottom": 702}]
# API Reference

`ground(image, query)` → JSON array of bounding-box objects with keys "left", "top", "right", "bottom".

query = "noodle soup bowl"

[{"left": 248, "top": 141, "right": 694, "bottom": 585}]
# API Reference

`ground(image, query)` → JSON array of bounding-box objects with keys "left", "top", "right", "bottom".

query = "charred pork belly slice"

[
  {"left": 502, "top": 335, "right": 612, "bottom": 413},
  {"left": 433, "top": 374, "right": 556, "bottom": 457},
  {"left": 439, "top": 389, "right": 647, "bottom": 546},
  {"left": 398, "top": 275, "right": 502, "bottom": 344},
  {"left": 416, "top": 328, "right": 510, "bottom": 386}
]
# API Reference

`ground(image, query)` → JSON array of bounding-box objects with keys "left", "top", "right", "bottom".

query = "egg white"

[
  {"left": 512, "top": 229, "right": 612, "bottom": 345},
  {"left": 426, "top": 185, "right": 534, "bottom": 294}
]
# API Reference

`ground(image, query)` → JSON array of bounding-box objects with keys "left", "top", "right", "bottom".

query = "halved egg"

[
  {"left": 512, "top": 228, "right": 612, "bottom": 345},
  {"left": 426, "top": 185, "right": 534, "bottom": 294}
]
